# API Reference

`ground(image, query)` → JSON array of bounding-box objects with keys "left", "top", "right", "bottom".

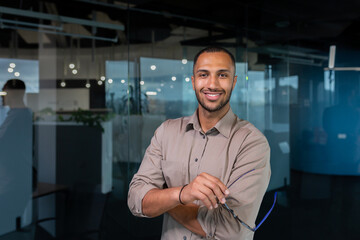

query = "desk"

[{"left": 33, "top": 182, "right": 68, "bottom": 199}]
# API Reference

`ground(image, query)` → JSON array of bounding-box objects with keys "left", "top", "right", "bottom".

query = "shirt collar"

[
  {"left": 186, "top": 108, "right": 236, "bottom": 138},
  {"left": 186, "top": 109, "right": 201, "bottom": 132},
  {"left": 213, "top": 108, "right": 236, "bottom": 138}
]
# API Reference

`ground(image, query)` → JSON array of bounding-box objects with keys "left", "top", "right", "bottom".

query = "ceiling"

[{"left": 0, "top": 0, "right": 359, "bottom": 55}]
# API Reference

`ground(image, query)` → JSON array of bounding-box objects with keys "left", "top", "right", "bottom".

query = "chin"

[{"left": 200, "top": 103, "right": 225, "bottom": 113}]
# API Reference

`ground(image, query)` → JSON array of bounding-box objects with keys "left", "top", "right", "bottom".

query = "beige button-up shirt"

[{"left": 128, "top": 108, "right": 271, "bottom": 240}]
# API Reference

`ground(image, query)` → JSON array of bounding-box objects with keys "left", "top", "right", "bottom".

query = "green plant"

[
  {"left": 58, "top": 108, "right": 113, "bottom": 132},
  {"left": 35, "top": 107, "right": 55, "bottom": 121}
]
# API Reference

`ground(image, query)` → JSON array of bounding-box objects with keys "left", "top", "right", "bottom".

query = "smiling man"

[{"left": 128, "top": 46, "right": 271, "bottom": 240}]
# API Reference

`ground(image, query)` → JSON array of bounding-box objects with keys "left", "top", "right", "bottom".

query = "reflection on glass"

[
  {"left": 0, "top": 58, "right": 39, "bottom": 93},
  {"left": 0, "top": 79, "right": 33, "bottom": 235},
  {"left": 139, "top": 57, "right": 195, "bottom": 118},
  {"left": 292, "top": 68, "right": 360, "bottom": 175},
  {"left": 241, "top": 64, "right": 291, "bottom": 191},
  {"left": 106, "top": 60, "right": 135, "bottom": 115}
]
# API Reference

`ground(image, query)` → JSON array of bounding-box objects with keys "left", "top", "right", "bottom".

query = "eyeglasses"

[{"left": 221, "top": 169, "right": 277, "bottom": 232}]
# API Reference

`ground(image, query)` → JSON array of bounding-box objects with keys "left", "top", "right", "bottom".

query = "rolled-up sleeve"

[
  {"left": 128, "top": 122, "right": 167, "bottom": 217},
  {"left": 197, "top": 130, "right": 271, "bottom": 240}
]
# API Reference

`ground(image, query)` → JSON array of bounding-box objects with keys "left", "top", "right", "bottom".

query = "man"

[
  {"left": 128, "top": 46, "right": 271, "bottom": 240},
  {"left": 0, "top": 79, "right": 33, "bottom": 235}
]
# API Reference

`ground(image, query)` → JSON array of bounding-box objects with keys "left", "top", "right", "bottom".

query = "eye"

[
  {"left": 219, "top": 73, "right": 228, "bottom": 78},
  {"left": 198, "top": 73, "right": 208, "bottom": 78}
]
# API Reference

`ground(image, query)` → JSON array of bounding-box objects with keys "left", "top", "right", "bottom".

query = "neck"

[
  {"left": 197, "top": 104, "right": 230, "bottom": 133},
  {"left": 8, "top": 100, "right": 25, "bottom": 109}
]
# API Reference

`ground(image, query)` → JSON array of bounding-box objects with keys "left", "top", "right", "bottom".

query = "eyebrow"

[
  {"left": 196, "top": 69, "right": 231, "bottom": 73},
  {"left": 217, "top": 69, "right": 231, "bottom": 73},
  {"left": 196, "top": 69, "right": 209, "bottom": 73}
]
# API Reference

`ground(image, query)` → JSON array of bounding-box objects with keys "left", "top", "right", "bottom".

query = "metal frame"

[{"left": 0, "top": 6, "right": 124, "bottom": 42}]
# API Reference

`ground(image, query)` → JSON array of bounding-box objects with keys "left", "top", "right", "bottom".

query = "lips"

[{"left": 203, "top": 91, "right": 222, "bottom": 101}]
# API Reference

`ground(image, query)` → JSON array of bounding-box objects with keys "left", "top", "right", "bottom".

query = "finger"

[
  {"left": 198, "top": 185, "right": 219, "bottom": 209},
  {"left": 182, "top": 180, "right": 216, "bottom": 208},
  {"left": 203, "top": 181, "right": 226, "bottom": 204},
  {"left": 201, "top": 173, "right": 229, "bottom": 196},
  {"left": 192, "top": 189, "right": 215, "bottom": 210},
  {"left": 201, "top": 173, "right": 230, "bottom": 197}
]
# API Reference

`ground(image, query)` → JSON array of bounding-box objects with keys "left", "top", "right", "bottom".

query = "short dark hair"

[
  {"left": 3, "top": 79, "right": 26, "bottom": 91},
  {"left": 193, "top": 46, "right": 236, "bottom": 74}
]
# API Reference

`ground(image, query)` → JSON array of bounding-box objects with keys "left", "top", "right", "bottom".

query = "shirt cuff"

[
  {"left": 131, "top": 183, "right": 158, "bottom": 217},
  {"left": 197, "top": 205, "right": 216, "bottom": 239}
]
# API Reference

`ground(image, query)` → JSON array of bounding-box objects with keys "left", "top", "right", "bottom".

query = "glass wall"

[{"left": 0, "top": 1, "right": 359, "bottom": 240}]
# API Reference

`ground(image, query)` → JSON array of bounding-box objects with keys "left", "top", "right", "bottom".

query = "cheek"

[
  {"left": 220, "top": 81, "right": 233, "bottom": 92},
  {"left": 193, "top": 80, "right": 203, "bottom": 91}
]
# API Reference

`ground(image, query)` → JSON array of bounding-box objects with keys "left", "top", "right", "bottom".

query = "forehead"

[{"left": 194, "top": 52, "right": 234, "bottom": 71}]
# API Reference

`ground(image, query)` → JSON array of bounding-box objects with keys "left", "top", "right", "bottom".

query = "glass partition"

[{"left": 0, "top": 1, "right": 359, "bottom": 240}]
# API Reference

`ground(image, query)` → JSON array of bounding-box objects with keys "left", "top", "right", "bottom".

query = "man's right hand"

[{"left": 180, "top": 172, "right": 230, "bottom": 209}]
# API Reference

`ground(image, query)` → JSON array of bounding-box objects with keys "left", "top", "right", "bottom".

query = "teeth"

[{"left": 207, "top": 94, "right": 219, "bottom": 96}]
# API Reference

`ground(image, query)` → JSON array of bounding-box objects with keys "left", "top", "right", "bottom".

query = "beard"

[{"left": 195, "top": 88, "right": 233, "bottom": 113}]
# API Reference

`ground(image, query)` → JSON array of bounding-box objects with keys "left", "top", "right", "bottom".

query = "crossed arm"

[
  {"left": 141, "top": 172, "right": 230, "bottom": 237},
  {"left": 128, "top": 122, "right": 271, "bottom": 238}
]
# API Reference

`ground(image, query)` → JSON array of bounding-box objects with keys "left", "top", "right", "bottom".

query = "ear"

[
  {"left": 191, "top": 75, "right": 195, "bottom": 90},
  {"left": 232, "top": 75, "right": 238, "bottom": 90}
]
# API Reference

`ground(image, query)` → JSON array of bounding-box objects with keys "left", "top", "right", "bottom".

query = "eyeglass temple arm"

[
  {"left": 226, "top": 169, "right": 278, "bottom": 231},
  {"left": 254, "top": 191, "right": 277, "bottom": 231},
  {"left": 223, "top": 203, "right": 255, "bottom": 231}
]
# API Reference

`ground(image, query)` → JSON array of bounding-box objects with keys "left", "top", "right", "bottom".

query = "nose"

[{"left": 207, "top": 74, "right": 220, "bottom": 89}]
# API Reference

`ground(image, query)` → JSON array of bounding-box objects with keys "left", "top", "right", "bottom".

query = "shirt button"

[
  {"left": 203, "top": 135, "right": 205, "bottom": 139},
  {"left": 183, "top": 236, "right": 187, "bottom": 240},
  {"left": 195, "top": 158, "right": 198, "bottom": 162}
]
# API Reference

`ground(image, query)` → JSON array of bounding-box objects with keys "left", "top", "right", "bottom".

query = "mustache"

[{"left": 201, "top": 88, "right": 225, "bottom": 93}]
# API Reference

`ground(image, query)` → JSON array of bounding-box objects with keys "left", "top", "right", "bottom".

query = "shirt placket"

[
  {"left": 198, "top": 131, "right": 209, "bottom": 174},
  {"left": 186, "top": 131, "right": 207, "bottom": 240},
  {"left": 189, "top": 130, "right": 208, "bottom": 181}
]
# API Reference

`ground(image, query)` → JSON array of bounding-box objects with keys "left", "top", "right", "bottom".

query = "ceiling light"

[
  {"left": 72, "top": 69, "right": 78, "bottom": 74},
  {"left": 14, "top": 72, "right": 20, "bottom": 77},
  {"left": 85, "top": 83, "right": 91, "bottom": 88},
  {"left": 69, "top": 63, "right": 75, "bottom": 69},
  {"left": 140, "top": 80, "right": 145, "bottom": 85},
  {"left": 146, "top": 91, "right": 157, "bottom": 96},
  {"left": 182, "top": 59, "right": 188, "bottom": 64},
  {"left": 100, "top": 76, "right": 106, "bottom": 81},
  {"left": 98, "top": 80, "right": 103, "bottom": 85},
  {"left": 185, "top": 77, "right": 190, "bottom": 82},
  {"left": 121, "top": 79, "right": 125, "bottom": 84},
  {"left": 0, "top": 92, "right": 7, "bottom": 96},
  {"left": 329, "top": 45, "right": 336, "bottom": 69},
  {"left": 150, "top": 65, "right": 156, "bottom": 70},
  {"left": 60, "top": 81, "right": 66, "bottom": 87},
  {"left": 8, "top": 68, "right": 13, "bottom": 73},
  {"left": 9, "top": 63, "right": 16, "bottom": 68},
  {"left": 171, "top": 76, "right": 176, "bottom": 81},
  {"left": 108, "top": 78, "right": 113, "bottom": 84}
]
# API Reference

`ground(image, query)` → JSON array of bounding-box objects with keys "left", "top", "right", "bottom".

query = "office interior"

[{"left": 0, "top": 0, "right": 359, "bottom": 239}]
